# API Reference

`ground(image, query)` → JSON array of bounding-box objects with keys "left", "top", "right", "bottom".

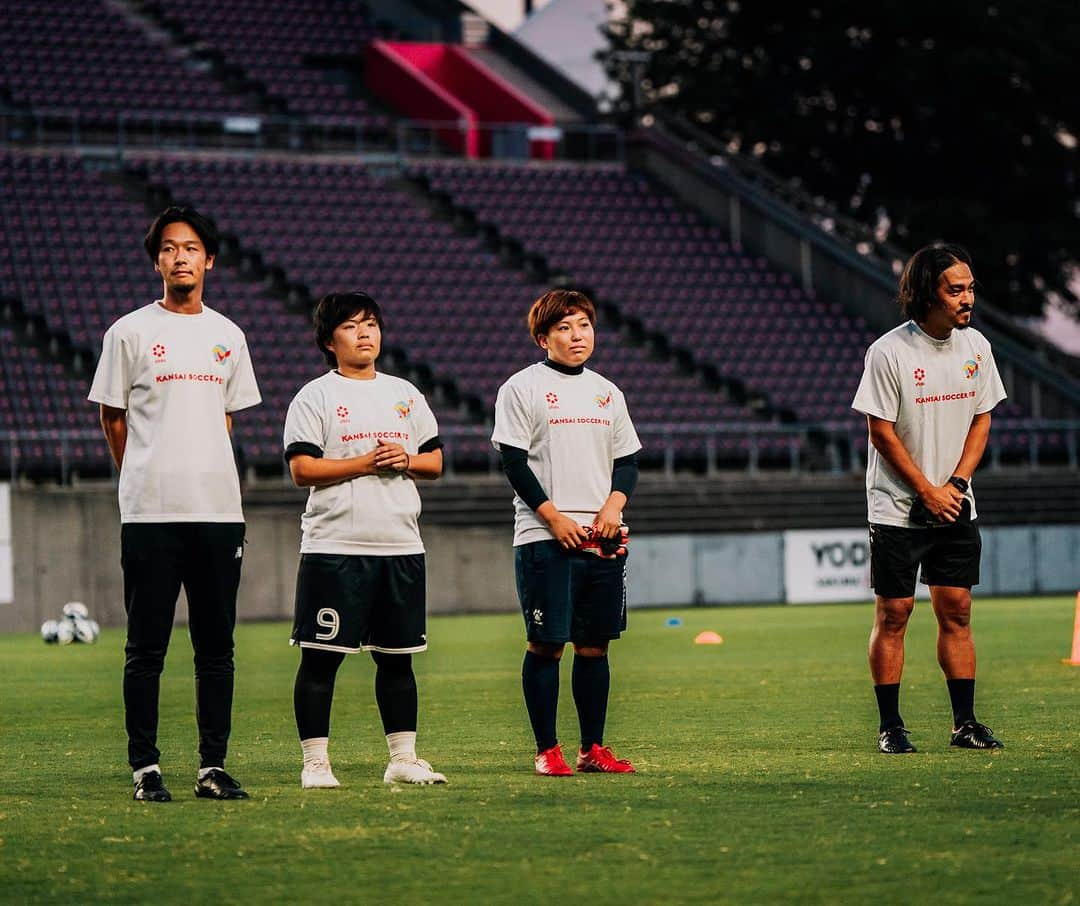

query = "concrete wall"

[
  {"left": 0, "top": 486, "right": 517, "bottom": 634},
  {"left": 626, "top": 527, "right": 1080, "bottom": 606},
  {"left": 2, "top": 486, "right": 1076, "bottom": 634}
]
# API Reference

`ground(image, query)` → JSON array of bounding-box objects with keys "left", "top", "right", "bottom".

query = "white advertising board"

[{"left": 783, "top": 528, "right": 872, "bottom": 604}]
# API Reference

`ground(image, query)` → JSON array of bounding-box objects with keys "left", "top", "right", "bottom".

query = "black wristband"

[{"left": 948, "top": 475, "right": 969, "bottom": 493}]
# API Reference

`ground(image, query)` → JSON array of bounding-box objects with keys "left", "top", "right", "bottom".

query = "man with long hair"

[{"left": 852, "top": 243, "right": 1007, "bottom": 754}]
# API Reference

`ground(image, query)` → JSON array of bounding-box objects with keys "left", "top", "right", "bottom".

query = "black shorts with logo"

[
  {"left": 514, "top": 540, "right": 628, "bottom": 645},
  {"left": 291, "top": 553, "right": 427, "bottom": 654},
  {"left": 869, "top": 521, "right": 982, "bottom": 599}
]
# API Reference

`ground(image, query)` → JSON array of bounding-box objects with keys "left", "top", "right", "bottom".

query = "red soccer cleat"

[
  {"left": 576, "top": 743, "right": 635, "bottom": 774},
  {"left": 535, "top": 744, "right": 574, "bottom": 776}
]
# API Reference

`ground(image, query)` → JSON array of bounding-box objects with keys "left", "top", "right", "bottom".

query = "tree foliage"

[{"left": 602, "top": 0, "right": 1080, "bottom": 317}]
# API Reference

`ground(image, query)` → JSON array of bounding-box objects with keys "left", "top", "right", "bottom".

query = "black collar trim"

[{"left": 542, "top": 358, "right": 584, "bottom": 376}]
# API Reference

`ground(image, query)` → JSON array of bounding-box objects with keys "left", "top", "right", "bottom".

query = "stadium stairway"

[{"left": 132, "top": 0, "right": 397, "bottom": 136}]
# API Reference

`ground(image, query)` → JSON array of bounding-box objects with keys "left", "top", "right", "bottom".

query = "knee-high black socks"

[
  {"left": 372, "top": 651, "right": 417, "bottom": 735},
  {"left": 293, "top": 647, "right": 345, "bottom": 739},
  {"left": 294, "top": 649, "right": 418, "bottom": 738}
]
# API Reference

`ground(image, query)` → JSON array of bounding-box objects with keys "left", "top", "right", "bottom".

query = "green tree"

[{"left": 603, "top": 0, "right": 1080, "bottom": 317}]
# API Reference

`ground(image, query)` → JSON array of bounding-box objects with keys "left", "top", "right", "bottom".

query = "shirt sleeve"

[
  {"left": 491, "top": 379, "right": 534, "bottom": 451},
  {"left": 87, "top": 325, "right": 131, "bottom": 408},
  {"left": 410, "top": 390, "right": 439, "bottom": 450},
  {"left": 283, "top": 387, "right": 326, "bottom": 458},
  {"left": 851, "top": 346, "right": 900, "bottom": 421},
  {"left": 975, "top": 345, "right": 1007, "bottom": 415},
  {"left": 499, "top": 444, "right": 549, "bottom": 511},
  {"left": 224, "top": 337, "right": 261, "bottom": 413},
  {"left": 611, "top": 386, "right": 642, "bottom": 458}
]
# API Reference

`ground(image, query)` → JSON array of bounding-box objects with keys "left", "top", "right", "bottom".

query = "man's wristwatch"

[{"left": 948, "top": 475, "right": 969, "bottom": 493}]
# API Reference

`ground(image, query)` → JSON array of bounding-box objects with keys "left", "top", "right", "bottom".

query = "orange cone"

[
  {"left": 694, "top": 631, "right": 724, "bottom": 645},
  {"left": 1063, "top": 592, "right": 1080, "bottom": 666}
]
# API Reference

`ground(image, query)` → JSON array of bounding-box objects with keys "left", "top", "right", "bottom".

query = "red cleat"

[
  {"left": 535, "top": 744, "right": 574, "bottom": 776},
  {"left": 576, "top": 744, "right": 635, "bottom": 773}
]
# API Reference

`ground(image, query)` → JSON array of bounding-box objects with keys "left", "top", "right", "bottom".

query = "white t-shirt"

[
  {"left": 283, "top": 370, "right": 439, "bottom": 556},
  {"left": 88, "top": 301, "right": 261, "bottom": 523},
  {"left": 851, "top": 321, "right": 1007, "bottom": 527},
  {"left": 491, "top": 362, "right": 642, "bottom": 546}
]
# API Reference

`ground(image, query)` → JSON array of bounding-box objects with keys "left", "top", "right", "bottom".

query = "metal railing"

[
  {"left": 394, "top": 119, "right": 624, "bottom": 162},
  {"left": 6, "top": 421, "right": 1075, "bottom": 485},
  {"left": 0, "top": 109, "right": 624, "bottom": 162}
]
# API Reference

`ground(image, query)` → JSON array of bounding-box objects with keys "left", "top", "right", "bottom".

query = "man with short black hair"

[
  {"left": 493, "top": 289, "right": 641, "bottom": 776},
  {"left": 285, "top": 291, "right": 447, "bottom": 789},
  {"left": 89, "top": 205, "right": 261, "bottom": 801},
  {"left": 852, "top": 243, "right": 1006, "bottom": 754}
]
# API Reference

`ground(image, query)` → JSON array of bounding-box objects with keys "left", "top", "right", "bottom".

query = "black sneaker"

[
  {"left": 133, "top": 770, "right": 172, "bottom": 802},
  {"left": 950, "top": 720, "right": 1004, "bottom": 750},
  {"left": 195, "top": 768, "right": 249, "bottom": 800},
  {"left": 878, "top": 726, "right": 917, "bottom": 754}
]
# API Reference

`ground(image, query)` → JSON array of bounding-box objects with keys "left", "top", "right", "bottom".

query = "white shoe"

[
  {"left": 301, "top": 760, "right": 340, "bottom": 789},
  {"left": 382, "top": 756, "right": 447, "bottom": 785}
]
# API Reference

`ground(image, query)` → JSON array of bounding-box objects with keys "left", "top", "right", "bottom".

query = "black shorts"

[
  {"left": 869, "top": 521, "right": 982, "bottom": 599},
  {"left": 514, "top": 540, "right": 627, "bottom": 645},
  {"left": 291, "top": 553, "right": 427, "bottom": 654}
]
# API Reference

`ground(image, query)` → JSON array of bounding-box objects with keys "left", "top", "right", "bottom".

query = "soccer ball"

[
  {"left": 41, "top": 620, "right": 60, "bottom": 643},
  {"left": 62, "top": 601, "right": 89, "bottom": 620},
  {"left": 72, "top": 617, "right": 100, "bottom": 644},
  {"left": 55, "top": 620, "right": 76, "bottom": 645}
]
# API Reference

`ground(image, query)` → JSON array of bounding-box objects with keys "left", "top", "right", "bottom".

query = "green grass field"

[{"left": 2, "top": 597, "right": 1078, "bottom": 905}]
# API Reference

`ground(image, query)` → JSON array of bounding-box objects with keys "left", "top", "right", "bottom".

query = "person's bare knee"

[
  {"left": 875, "top": 597, "right": 914, "bottom": 635},
  {"left": 931, "top": 587, "right": 972, "bottom": 634}
]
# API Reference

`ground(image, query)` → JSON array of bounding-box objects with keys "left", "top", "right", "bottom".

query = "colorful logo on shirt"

[
  {"left": 212, "top": 344, "right": 231, "bottom": 364},
  {"left": 151, "top": 343, "right": 166, "bottom": 362},
  {"left": 963, "top": 359, "right": 979, "bottom": 380},
  {"left": 336, "top": 405, "right": 349, "bottom": 423},
  {"left": 394, "top": 399, "right": 413, "bottom": 420},
  {"left": 545, "top": 392, "right": 559, "bottom": 409},
  {"left": 595, "top": 391, "right": 612, "bottom": 409},
  {"left": 913, "top": 367, "right": 925, "bottom": 387}
]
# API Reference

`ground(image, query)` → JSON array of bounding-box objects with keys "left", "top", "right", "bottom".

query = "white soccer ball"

[
  {"left": 55, "top": 620, "right": 76, "bottom": 645},
  {"left": 73, "top": 617, "right": 100, "bottom": 644},
  {"left": 62, "top": 601, "right": 89, "bottom": 620},
  {"left": 41, "top": 620, "right": 59, "bottom": 643}
]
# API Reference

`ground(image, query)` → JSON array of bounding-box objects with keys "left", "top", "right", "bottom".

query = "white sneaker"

[
  {"left": 301, "top": 760, "right": 340, "bottom": 789},
  {"left": 382, "top": 756, "right": 447, "bottom": 785}
]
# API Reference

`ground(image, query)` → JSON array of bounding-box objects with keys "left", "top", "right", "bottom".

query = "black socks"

[
  {"left": 294, "top": 648, "right": 345, "bottom": 739},
  {"left": 946, "top": 678, "right": 976, "bottom": 727},
  {"left": 572, "top": 654, "right": 610, "bottom": 750},
  {"left": 875, "top": 679, "right": 977, "bottom": 732},
  {"left": 522, "top": 650, "right": 560, "bottom": 752},
  {"left": 874, "top": 683, "right": 902, "bottom": 733},
  {"left": 372, "top": 652, "right": 418, "bottom": 734}
]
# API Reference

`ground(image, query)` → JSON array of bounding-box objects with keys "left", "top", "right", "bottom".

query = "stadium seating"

[
  {"left": 134, "top": 153, "right": 765, "bottom": 462},
  {"left": 0, "top": 326, "right": 101, "bottom": 476},
  {"left": 0, "top": 151, "right": 325, "bottom": 471},
  {"left": 1, "top": 146, "right": 1063, "bottom": 476},
  {"left": 0, "top": 1, "right": 253, "bottom": 116},
  {"left": 413, "top": 162, "right": 879, "bottom": 424},
  {"left": 142, "top": 0, "right": 386, "bottom": 127},
  {"left": 1, "top": 150, "right": 776, "bottom": 474}
]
